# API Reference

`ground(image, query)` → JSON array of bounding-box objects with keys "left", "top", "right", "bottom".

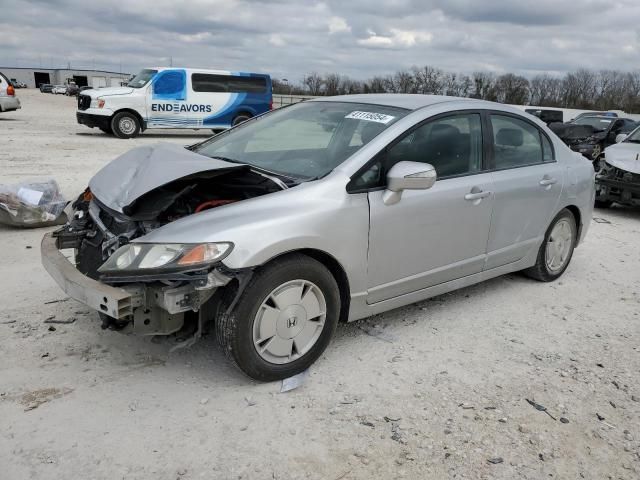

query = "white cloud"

[
  {"left": 328, "top": 16, "right": 350, "bottom": 34},
  {"left": 269, "top": 34, "right": 286, "bottom": 47},
  {"left": 357, "top": 28, "right": 433, "bottom": 48}
]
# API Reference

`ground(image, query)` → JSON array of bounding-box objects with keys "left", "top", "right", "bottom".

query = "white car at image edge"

[{"left": 0, "top": 72, "right": 21, "bottom": 112}]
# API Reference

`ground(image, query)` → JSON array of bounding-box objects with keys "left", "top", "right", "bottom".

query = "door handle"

[
  {"left": 539, "top": 177, "right": 557, "bottom": 186},
  {"left": 464, "top": 190, "right": 491, "bottom": 201}
]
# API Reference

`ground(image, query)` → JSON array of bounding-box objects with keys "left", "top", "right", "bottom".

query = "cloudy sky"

[{"left": 2, "top": 0, "right": 639, "bottom": 82}]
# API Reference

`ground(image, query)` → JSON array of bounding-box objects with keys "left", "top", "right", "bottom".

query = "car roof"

[{"left": 310, "top": 93, "right": 502, "bottom": 111}]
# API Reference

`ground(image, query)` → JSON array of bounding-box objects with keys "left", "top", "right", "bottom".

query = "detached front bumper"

[
  {"left": 76, "top": 111, "right": 112, "bottom": 130},
  {"left": 41, "top": 233, "right": 135, "bottom": 319}
]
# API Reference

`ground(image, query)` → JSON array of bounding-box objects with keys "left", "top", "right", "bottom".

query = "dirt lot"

[{"left": 1, "top": 90, "right": 639, "bottom": 480}]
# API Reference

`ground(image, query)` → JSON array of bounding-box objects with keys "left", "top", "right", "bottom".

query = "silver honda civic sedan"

[{"left": 42, "top": 94, "right": 595, "bottom": 380}]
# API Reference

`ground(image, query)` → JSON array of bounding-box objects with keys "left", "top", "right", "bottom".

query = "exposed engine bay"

[
  {"left": 595, "top": 157, "right": 640, "bottom": 207},
  {"left": 50, "top": 143, "right": 285, "bottom": 342}
]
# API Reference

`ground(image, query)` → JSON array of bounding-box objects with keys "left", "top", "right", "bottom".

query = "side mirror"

[
  {"left": 383, "top": 161, "right": 437, "bottom": 205},
  {"left": 615, "top": 133, "right": 628, "bottom": 143}
]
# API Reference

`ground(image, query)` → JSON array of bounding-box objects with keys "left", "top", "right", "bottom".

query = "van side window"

[
  {"left": 490, "top": 114, "right": 544, "bottom": 169},
  {"left": 153, "top": 71, "right": 186, "bottom": 99},
  {"left": 192, "top": 74, "right": 267, "bottom": 94}
]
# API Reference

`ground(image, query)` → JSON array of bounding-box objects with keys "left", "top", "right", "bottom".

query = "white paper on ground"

[{"left": 17, "top": 187, "right": 44, "bottom": 205}]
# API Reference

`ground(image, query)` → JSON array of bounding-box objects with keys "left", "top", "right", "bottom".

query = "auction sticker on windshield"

[{"left": 345, "top": 111, "right": 396, "bottom": 124}]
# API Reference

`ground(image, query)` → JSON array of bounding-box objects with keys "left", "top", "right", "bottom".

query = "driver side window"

[{"left": 350, "top": 113, "right": 483, "bottom": 190}]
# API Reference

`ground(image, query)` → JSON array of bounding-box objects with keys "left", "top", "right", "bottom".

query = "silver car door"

[
  {"left": 485, "top": 113, "right": 563, "bottom": 270},
  {"left": 364, "top": 112, "right": 495, "bottom": 304}
]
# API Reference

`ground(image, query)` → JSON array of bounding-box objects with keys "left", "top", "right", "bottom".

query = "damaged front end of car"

[
  {"left": 42, "top": 143, "right": 286, "bottom": 346},
  {"left": 549, "top": 123, "right": 605, "bottom": 161},
  {"left": 594, "top": 153, "right": 640, "bottom": 207}
]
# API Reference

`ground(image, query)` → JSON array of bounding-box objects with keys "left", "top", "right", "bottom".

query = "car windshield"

[
  {"left": 625, "top": 127, "right": 640, "bottom": 143},
  {"left": 193, "top": 101, "right": 409, "bottom": 180},
  {"left": 573, "top": 117, "right": 612, "bottom": 131},
  {"left": 128, "top": 69, "right": 157, "bottom": 88}
]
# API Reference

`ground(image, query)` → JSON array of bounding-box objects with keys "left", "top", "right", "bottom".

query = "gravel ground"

[{"left": 1, "top": 90, "right": 639, "bottom": 480}]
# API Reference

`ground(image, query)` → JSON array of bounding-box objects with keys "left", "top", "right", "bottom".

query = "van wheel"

[
  {"left": 111, "top": 112, "right": 140, "bottom": 139},
  {"left": 524, "top": 208, "right": 576, "bottom": 282},
  {"left": 215, "top": 254, "right": 340, "bottom": 381},
  {"left": 232, "top": 114, "right": 252, "bottom": 126}
]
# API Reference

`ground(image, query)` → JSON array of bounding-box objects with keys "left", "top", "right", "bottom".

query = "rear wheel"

[
  {"left": 524, "top": 209, "right": 576, "bottom": 282},
  {"left": 215, "top": 254, "right": 340, "bottom": 381},
  {"left": 111, "top": 112, "right": 140, "bottom": 139},
  {"left": 232, "top": 113, "right": 252, "bottom": 126}
]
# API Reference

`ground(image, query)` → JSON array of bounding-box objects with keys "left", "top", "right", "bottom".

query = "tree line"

[{"left": 273, "top": 67, "right": 640, "bottom": 113}]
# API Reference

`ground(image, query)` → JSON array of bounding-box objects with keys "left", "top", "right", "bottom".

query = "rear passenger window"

[
  {"left": 192, "top": 74, "right": 267, "bottom": 94},
  {"left": 490, "top": 115, "right": 545, "bottom": 169}
]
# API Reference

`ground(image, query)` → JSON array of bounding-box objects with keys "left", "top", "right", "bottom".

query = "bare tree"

[
  {"left": 412, "top": 65, "right": 444, "bottom": 94},
  {"left": 303, "top": 72, "right": 324, "bottom": 96},
  {"left": 495, "top": 74, "right": 530, "bottom": 105}
]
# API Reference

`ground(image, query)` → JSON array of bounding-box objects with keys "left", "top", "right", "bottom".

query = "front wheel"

[
  {"left": 215, "top": 254, "right": 340, "bottom": 381},
  {"left": 524, "top": 209, "right": 577, "bottom": 282},
  {"left": 111, "top": 112, "right": 141, "bottom": 139}
]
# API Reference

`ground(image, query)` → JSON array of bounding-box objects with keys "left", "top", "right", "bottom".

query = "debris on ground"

[
  {"left": 43, "top": 316, "right": 76, "bottom": 325},
  {"left": 280, "top": 369, "right": 309, "bottom": 393},
  {"left": 358, "top": 323, "right": 397, "bottom": 343},
  {"left": 0, "top": 179, "right": 67, "bottom": 227},
  {"left": 593, "top": 217, "right": 611, "bottom": 224},
  {"left": 560, "top": 417, "right": 570, "bottom": 424},
  {"left": 525, "top": 398, "right": 557, "bottom": 420},
  {"left": 487, "top": 457, "right": 504, "bottom": 464}
]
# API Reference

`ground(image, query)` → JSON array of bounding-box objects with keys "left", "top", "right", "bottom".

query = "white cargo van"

[{"left": 76, "top": 67, "right": 273, "bottom": 138}]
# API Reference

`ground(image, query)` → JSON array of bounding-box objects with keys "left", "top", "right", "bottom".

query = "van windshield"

[
  {"left": 128, "top": 69, "right": 157, "bottom": 88},
  {"left": 193, "top": 101, "right": 408, "bottom": 180}
]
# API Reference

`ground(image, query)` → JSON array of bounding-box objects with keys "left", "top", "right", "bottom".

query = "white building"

[{"left": 0, "top": 67, "right": 131, "bottom": 88}]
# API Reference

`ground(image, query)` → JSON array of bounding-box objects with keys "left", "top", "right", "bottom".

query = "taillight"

[
  {"left": 269, "top": 99, "right": 273, "bottom": 110},
  {"left": 7, "top": 85, "right": 15, "bottom": 96}
]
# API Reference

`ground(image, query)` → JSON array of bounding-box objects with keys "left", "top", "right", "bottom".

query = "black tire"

[
  {"left": 215, "top": 254, "right": 340, "bottom": 381},
  {"left": 594, "top": 199, "right": 613, "bottom": 209},
  {"left": 111, "top": 111, "right": 141, "bottom": 139},
  {"left": 232, "top": 113, "right": 252, "bottom": 126},
  {"left": 524, "top": 208, "right": 577, "bottom": 282}
]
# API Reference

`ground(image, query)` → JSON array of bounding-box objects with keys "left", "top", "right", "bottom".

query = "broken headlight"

[{"left": 98, "top": 242, "right": 233, "bottom": 274}]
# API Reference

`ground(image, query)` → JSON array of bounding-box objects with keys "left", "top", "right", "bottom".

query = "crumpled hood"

[
  {"left": 89, "top": 143, "right": 245, "bottom": 213},
  {"left": 604, "top": 142, "right": 640, "bottom": 174},
  {"left": 85, "top": 86, "right": 134, "bottom": 97}
]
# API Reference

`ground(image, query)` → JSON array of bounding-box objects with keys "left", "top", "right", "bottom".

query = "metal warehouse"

[{"left": 0, "top": 67, "right": 131, "bottom": 89}]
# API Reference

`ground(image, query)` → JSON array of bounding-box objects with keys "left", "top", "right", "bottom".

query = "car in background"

[
  {"left": 549, "top": 115, "right": 637, "bottom": 161},
  {"left": 52, "top": 85, "right": 67, "bottom": 94},
  {"left": 594, "top": 125, "right": 640, "bottom": 208},
  {"left": 44, "top": 94, "right": 594, "bottom": 380},
  {"left": 525, "top": 108, "right": 564, "bottom": 125},
  {"left": 40, "top": 84, "right": 54, "bottom": 93},
  {"left": 76, "top": 67, "right": 273, "bottom": 138},
  {"left": 572, "top": 111, "right": 618, "bottom": 121},
  {"left": 10, "top": 79, "right": 27, "bottom": 88},
  {"left": 0, "top": 71, "right": 21, "bottom": 113}
]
